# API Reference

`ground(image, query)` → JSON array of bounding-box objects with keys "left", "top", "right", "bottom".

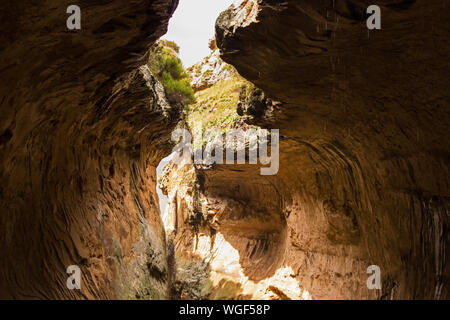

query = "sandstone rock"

[{"left": 0, "top": 0, "right": 180, "bottom": 299}]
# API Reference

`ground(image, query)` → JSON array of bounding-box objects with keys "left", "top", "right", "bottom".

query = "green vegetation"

[
  {"left": 211, "top": 279, "right": 244, "bottom": 300},
  {"left": 203, "top": 69, "right": 213, "bottom": 77},
  {"left": 186, "top": 75, "right": 252, "bottom": 149},
  {"left": 148, "top": 41, "right": 195, "bottom": 106}
]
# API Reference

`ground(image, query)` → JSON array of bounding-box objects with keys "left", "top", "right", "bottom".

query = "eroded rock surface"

[
  {"left": 208, "top": 0, "right": 449, "bottom": 299},
  {"left": 1, "top": 0, "right": 449, "bottom": 301},
  {"left": 0, "top": 0, "right": 180, "bottom": 299}
]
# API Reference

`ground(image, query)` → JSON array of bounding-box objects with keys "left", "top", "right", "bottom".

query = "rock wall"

[
  {"left": 0, "top": 0, "right": 180, "bottom": 299},
  {"left": 161, "top": 160, "right": 308, "bottom": 300},
  {"left": 1, "top": 0, "right": 448, "bottom": 300},
  {"left": 187, "top": 49, "right": 235, "bottom": 92},
  {"left": 208, "top": 0, "right": 449, "bottom": 299}
]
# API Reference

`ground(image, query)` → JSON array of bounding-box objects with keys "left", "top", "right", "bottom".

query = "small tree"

[{"left": 148, "top": 41, "right": 195, "bottom": 106}]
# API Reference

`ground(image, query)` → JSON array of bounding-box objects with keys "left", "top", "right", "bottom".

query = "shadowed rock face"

[
  {"left": 1, "top": 0, "right": 449, "bottom": 301},
  {"left": 0, "top": 0, "right": 179, "bottom": 299},
  {"left": 215, "top": 0, "right": 450, "bottom": 299}
]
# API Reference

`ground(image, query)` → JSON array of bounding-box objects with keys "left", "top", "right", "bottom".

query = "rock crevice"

[
  {"left": 214, "top": 0, "right": 449, "bottom": 299},
  {"left": 0, "top": 0, "right": 180, "bottom": 299}
]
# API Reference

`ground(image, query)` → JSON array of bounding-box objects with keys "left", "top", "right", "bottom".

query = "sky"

[{"left": 161, "top": 0, "right": 237, "bottom": 68}]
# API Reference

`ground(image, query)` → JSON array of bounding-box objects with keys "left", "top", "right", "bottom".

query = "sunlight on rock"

[{"left": 194, "top": 232, "right": 312, "bottom": 300}]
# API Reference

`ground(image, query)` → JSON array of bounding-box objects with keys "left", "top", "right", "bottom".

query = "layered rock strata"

[{"left": 0, "top": 0, "right": 180, "bottom": 299}]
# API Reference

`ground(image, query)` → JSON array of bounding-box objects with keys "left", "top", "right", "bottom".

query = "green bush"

[
  {"left": 148, "top": 41, "right": 196, "bottom": 106},
  {"left": 161, "top": 71, "right": 196, "bottom": 105},
  {"left": 159, "top": 48, "right": 185, "bottom": 79}
]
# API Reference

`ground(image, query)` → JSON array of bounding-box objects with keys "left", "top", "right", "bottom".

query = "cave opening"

[
  {"left": 0, "top": 0, "right": 448, "bottom": 301},
  {"left": 156, "top": 153, "right": 174, "bottom": 223},
  {"left": 150, "top": 0, "right": 450, "bottom": 300}
]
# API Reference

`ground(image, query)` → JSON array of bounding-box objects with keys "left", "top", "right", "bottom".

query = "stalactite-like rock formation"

[
  {"left": 212, "top": 0, "right": 450, "bottom": 299},
  {"left": 0, "top": 0, "right": 180, "bottom": 299}
]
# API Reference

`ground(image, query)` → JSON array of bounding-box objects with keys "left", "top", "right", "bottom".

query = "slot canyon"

[{"left": 0, "top": 0, "right": 448, "bottom": 300}]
